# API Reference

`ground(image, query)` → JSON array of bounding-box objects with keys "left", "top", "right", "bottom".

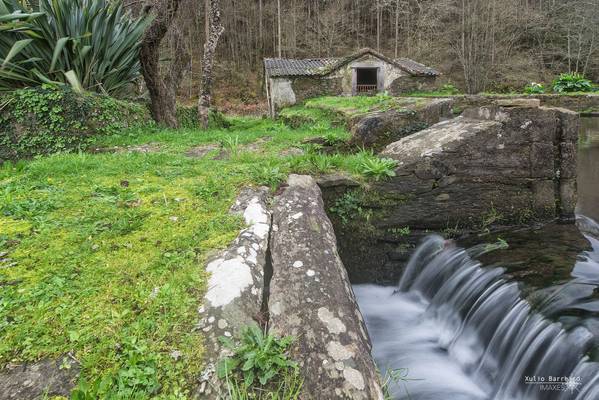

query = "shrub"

[
  {"left": 176, "top": 105, "right": 231, "bottom": 129},
  {"left": 0, "top": 0, "right": 150, "bottom": 96},
  {"left": 440, "top": 83, "right": 460, "bottom": 94},
  {"left": 217, "top": 325, "right": 302, "bottom": 398},
  {"left": 524, "top": 82, "right": 545, "bottom": 94},
  {"left": 0, "top": 85, "right": 150, "bottom": 160},
  {"left": 552, "top": 73, "right": 593, "bottom": 93}
]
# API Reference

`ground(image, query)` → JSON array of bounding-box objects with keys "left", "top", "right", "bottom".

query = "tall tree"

[
  {"left": 277, "top": 0, "right": 282, "bottom": 57},
  {"left": 198, "top": 0, "right": 224, "bottom": 128},
  {"left": 140, "top": 0, "right": 191, "bottom": 127}
]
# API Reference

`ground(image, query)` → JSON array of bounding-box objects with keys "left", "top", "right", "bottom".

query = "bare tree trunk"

[
  {"left": 376, "top": 0, "right": 381, "bottom": 51},
  {"left": 394, "top": 0, "right": 399, "bottom": 58},
  {"left": 204, "top": 0, "right": 209, "bottom": 39},
  {"left": 140, "top": 0, "right": 191, "bottom": 128},
  {"left": 277, "top": 0, "right": 282, "bottom": 57},
  {"left": 198, "top": 0, "right": 224, "bottom": 129},
  {"left": 259, "top": 0, "right": 263, "bottom": 54}
]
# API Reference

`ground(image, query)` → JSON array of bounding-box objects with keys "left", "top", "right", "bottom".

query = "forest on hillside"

[{"left": 149, "top": 0, "right": 599, "bottom": 106}]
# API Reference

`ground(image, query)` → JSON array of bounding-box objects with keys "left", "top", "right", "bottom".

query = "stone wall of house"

[
  {"left": 269, "top": 77, "right": 297, "bottom": 112},
  {"left": 290, "top": 74, "right": 344, "bottom": 103},
  {"left": 338, "top": 54, "right": 409, "bottom": 95},
  {"left": 388, "top": 75, "right": 438, "bottom": 94}
]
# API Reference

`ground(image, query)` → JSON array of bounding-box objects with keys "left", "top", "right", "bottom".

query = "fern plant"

[{"left": 0, "top": 0, "right": 151, "bottom": 95}]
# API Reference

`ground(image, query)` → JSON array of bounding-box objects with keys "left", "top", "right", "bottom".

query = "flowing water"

[{"left": 355, "top": 117, "right": 599, "bottom": 400}]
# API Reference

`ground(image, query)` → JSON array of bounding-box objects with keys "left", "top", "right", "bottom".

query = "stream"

[{"left": 355, "top": 117, "right": 599, "bottom": 400}]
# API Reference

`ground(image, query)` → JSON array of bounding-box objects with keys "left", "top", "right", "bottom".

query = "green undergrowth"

[
  {"left": 0, "top": 86, "right": 151, "bottom": 161},
  {"left": 302, "top": 94, "right": 419, "bottom": 116},
  {"left": 279, "top": 94, "right": 425, "bottom": 132},
  {"left": 0, "top": 110, "right": 396, "bottom": 398}
]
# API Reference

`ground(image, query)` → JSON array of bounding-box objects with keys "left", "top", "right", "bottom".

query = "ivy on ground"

[{"left": 0, "top": 85, "right": 151, "bottom": 161}]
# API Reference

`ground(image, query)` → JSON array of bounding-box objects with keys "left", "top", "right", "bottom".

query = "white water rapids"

[{"left": 355, "top": 219, "right": 599, "bottom": 400}]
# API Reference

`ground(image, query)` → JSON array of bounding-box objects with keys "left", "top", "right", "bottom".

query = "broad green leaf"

[
  {"left": 241, "top": 358, "right": 255, "bottom": 371},
  {"left": 216, "top": 358, "right": 239, "bottom": 379}
]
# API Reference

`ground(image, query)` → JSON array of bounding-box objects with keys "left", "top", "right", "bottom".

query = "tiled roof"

[
  {"left": 263, "top": 58, "right": 339, "bottom": 77},
  {"left": 264, "top": 48, "right": 439, "bottom": 78},
  {"left": 394, "top": 58, "right": 439, "bottom": 76}
]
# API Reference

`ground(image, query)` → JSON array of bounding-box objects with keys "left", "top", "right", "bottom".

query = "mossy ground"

[
  {"left": 0, "top": 110, "right": 392, "bottom": 398},
  {"left": 302, "top": 94, "right": 419, "bottom": 116}
]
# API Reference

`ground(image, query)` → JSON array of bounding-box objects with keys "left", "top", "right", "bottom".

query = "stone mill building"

[{"left": 263, "top": 48, "right": 440, "bottom": 115}]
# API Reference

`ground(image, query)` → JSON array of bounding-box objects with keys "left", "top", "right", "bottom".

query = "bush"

[
  {"left": 440, "top": 83, "right": 460, "bottom": 94},
  {"left": 0, "top": 85, "right": 150, "bottom": 160},
  {"left": 524, "top": 82, "right": 545, "bottom": 94},
  {"left": 0, "top": 0, "right": 150, "bottom": 96},
  {"left": 552, "top": 73, "right": 593, "bottom": 93},
  {"left": 176, "top": 105, "right": 231, "bottom": 129}
]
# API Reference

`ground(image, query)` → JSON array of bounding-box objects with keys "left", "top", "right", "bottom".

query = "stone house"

[{"left": 263, "top": 48, "right": 439, "bottom": 116}]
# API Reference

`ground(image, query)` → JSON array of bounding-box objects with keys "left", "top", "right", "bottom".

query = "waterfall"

[{"left": 355, "top": 231, "right": 599, "bottom": 400}]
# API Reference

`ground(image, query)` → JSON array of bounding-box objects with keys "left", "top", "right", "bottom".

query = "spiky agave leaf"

[{"left": 0, "top": 0, "right": 151, "bottom": 96}]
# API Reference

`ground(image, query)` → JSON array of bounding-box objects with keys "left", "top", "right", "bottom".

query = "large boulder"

[
  {"left": 324, "top": 104, "right": 579, "bottom": 283},
  {"left": 349, "top": 98, "right": 454, "bottom": 150},
  {"left": 195, "top": 187, "right": 271, "bottom": 398},
  {"left": 268, "top": 175, "right": 384, "bottom": 400},
  {"left": 378, "top": 103, "right": 579, "bottom": 226}
]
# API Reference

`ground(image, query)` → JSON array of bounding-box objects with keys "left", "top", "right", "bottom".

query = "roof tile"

[{"left": 264, "top": 49, "right": 438, "bottom": 77}]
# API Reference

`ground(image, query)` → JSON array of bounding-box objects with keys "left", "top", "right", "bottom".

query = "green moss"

[
  {"left": 0, "top": 86, "right": 151, "bottom": 161},
  {"left": 303, "top": 94, "right": 417, "bottom": 116},
  {"left": 278, "top": 105, "right": 340, "bottom": 128},
  {"left": 0, "top": 106, "right": 408, "bottom": 397}
]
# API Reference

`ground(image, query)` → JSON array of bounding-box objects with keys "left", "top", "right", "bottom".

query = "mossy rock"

[{"left": 0, "top": 86, "right": 151, "bottom": 161}]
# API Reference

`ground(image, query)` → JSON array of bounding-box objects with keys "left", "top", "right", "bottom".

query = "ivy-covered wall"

[{"left": 0, "top": 86, "right": 151, "bottom": 161}]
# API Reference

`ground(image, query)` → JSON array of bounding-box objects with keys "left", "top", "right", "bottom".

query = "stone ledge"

[
  {"left": 195, "top": 187, "right": 271, "bottom": 398},
  {"left": 268, "top": 175, "right": 384, "bottom": 400}
]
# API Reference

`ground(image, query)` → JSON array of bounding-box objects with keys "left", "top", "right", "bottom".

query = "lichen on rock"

[
  {"left": 195, "top": 187, "right": 271, "bottom": 398},
  {"left": 268, "top": 174, "right": 384, "bottom": 399}
]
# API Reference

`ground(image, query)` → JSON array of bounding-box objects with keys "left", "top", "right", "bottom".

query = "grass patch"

[
  {"left": 0, "top": 110, "right": 396, "bottom": 397},
  {"left": 303, "top": 93, "right": 417, "bottom": 116}
]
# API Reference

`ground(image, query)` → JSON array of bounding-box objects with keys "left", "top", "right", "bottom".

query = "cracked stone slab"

[
  {"left": 268, "top": 174, "right": 384, "bottom": 400},
  {"left": 195, "top": 187, "right": 271, "bottom": 398},
  {"left": 0, "top": 356, "right": 80, "bottom": 400}
]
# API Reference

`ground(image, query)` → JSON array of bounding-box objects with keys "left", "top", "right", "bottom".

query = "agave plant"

[{"left": 0, "top": 0, "right": 151, "bottom": 96}]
